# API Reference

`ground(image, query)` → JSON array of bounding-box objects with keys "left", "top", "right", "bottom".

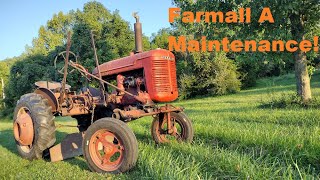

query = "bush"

[
  {"left": 237, "top": 59, "right": 260, "bottom": 88},
  {"left": 236, "top": 54, "right": 294, "bottom": 89},
  {"left": 178, "top": 52, "right": 241, "bottom": 99},
  {"left": 0, "top": 107, "right": 14, "bottom": 119},
  {"left": 3, "top": 54, "right": 58, "bottom": 108}
]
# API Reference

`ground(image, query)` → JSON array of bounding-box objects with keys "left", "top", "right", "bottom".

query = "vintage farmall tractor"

[{"left": 12, "top": 13, "right": 194, "bottom": 174}]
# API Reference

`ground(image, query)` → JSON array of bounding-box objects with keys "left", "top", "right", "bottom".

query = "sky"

[{"left": 0, "top": 0, "right": 174, "bottom": 60}]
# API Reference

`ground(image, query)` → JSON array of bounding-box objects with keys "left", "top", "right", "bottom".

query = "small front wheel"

[
  {"left": 151, "top": 112, "right": 194, "bottom": 144},
  {"left": 82, "top": 118, "right": 138, "bottom": 174}
]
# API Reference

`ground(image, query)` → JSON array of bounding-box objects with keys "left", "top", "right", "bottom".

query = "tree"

[
  {"left": 151, "top": 28, "right": 172, "bottom": 49},
  {"left": 172, "top": 0, "right": 320, "bottom": 102},
  {"left": 0, "top": 62, "right": 10, "bottom": 101},
  {"left": 0, "top": 57, "right": 22, "bottom": 108},
  {"left": 286, "top": 1, "right": 319, "bottom": 102}
]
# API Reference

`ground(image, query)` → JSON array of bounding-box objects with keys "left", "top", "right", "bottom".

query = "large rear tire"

[
  {"left": 13, "top": 93, "right": 56, "bottom": 160},
  {"left": 83, "top": 118, "right": 138, "bottom": 174},
  {"left": 151, "top": 112, "right": 194, "bottom": 144}
]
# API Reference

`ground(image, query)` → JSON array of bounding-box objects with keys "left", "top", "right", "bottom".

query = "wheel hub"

[
  {"left": 13, "top": 108, "right": 34, "bottom": 146},
  {"left": 104, "top": 144, "right": 113, "bottom": 154},
  {"left": 89, "top": 130, "right": 124, "bottom": 171}
]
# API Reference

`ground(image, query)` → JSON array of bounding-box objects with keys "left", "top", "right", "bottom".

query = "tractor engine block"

[{"left": 107, "top": 74, "right": 152, "bottom": 106}]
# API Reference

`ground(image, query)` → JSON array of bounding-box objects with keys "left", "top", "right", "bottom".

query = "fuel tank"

[{"left": 93, "top": 49, "right": 178, "bottom": 102}]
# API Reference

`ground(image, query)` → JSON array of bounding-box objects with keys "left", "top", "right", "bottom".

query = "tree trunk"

[
  {"left": 1, "top": 78, "right": 4, "bottom": 99},
  {"left": 1, "top": 77, "right": 5, "bottom": 107},
  {"left": 294, "top": 50, "right": 312, "bottom": 102},
  {"left": 290, "top": 14, "right": 312, "bottom": 103}
]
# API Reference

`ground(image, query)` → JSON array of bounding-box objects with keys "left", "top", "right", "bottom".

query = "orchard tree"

[
  {"left": 172, "top": 0, "right": 320, "bottom": 102},
  {"left": 249, "top": 0, "right": 320, "bottom": 102}
]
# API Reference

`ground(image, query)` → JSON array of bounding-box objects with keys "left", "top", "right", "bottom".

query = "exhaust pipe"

[{"left": 133, "top": 12, "right": 143, "bottom": 53}]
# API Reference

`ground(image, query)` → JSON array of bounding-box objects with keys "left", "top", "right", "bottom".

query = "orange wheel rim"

[
  {"left": 13, "top": 107, "right": 34, "bottom": 152},
  {"left": 89, "top": 130, "right": 124, "bottom": 171}
]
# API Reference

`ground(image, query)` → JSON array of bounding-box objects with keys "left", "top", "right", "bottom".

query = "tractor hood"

[{"left": 92, "top": 49, "right": 174, "bottom": 77}]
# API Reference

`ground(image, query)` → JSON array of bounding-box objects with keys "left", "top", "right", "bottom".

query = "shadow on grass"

[
  {"left": 226, "top": 113, "right": 320, "bottom": 128},
  {"left": 186, "top": 106, "right": 258, "bottom": 114},
  {"left": 134, "top": 131, "right": 156, "bottom": 145},
  {"left": 64, "top": 156, "right": 90, "bottom": 171},
  {"left": 238, "top": 85, "right": 296, "bottom": 96},
  {"left": 0, "top": 129, "right": 18, "bottom": 155},
  {"left": 174, "top": 85, "right": 295, "bottom": 108}
]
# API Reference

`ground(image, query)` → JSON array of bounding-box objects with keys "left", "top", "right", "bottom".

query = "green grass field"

[{"left": 2, "top": 72, "right": 320, "bottom": 179}]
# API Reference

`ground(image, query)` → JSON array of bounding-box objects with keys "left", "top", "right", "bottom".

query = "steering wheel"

[
  {"left": 70, "top": 62, "right": 92, "bottom": 81},
  {"left": 54, "top": 51, "right": 78, "bottom": 75}
]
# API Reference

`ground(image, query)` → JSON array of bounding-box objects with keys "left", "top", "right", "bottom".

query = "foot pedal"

[{"left": 50, "top": 133, "right": 84, "bottom": 162}]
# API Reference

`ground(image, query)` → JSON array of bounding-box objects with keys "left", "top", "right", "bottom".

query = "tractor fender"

[{"left": 34, "top": 88, "right": 59, "bottom": 113}]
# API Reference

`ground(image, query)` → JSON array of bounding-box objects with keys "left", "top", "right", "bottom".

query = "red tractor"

[{"left": 12, "top": 13, "right": 194, "bottom": 174}]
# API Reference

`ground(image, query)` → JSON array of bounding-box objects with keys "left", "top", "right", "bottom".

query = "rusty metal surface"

[
  {"left": 153, "top": 111, "right": 183, "bottom": 143},
  {"left": 91, "top": 31, "right": 102, "bottom": 79},
  {"left": 34, "top": 88, "right": 59, "bottom": 112},
  {"left": 133, "top": 12, "right": 143, "bottom": 53},
  {"left": 60, "top": 92, "right": 94, "bottom": 116},
  {"left": 50, "top": 132, "right": 84, "bottom": 162},
  {"left": 59, "top": 31, "right": 72, "bottom": 106},
  {"left": 69, "top": 61, "right": 148, "bottom": 105},
  {"left": 54, "top": 51, "right": 78, "bottom": 75},
  {"left": 116, "top": 75, "right": 125, "bottom": 94},
  {"left": 90, "top": 31, "right": 106, "bottom": 106},
  {"left": 35, "top": 81, "right": 71, "bottom": 90},
  {"left": 113, "top": 108, "right": 145, "bottom": 120},
  {"left": 112, "top": 104, "right": 183, "bottom": 121},
  {"left": 88, "top": 130, "right": 124, "bottom": 171},
  {"left": 61, "top": 105, "right": 90, "bottom": 116},
  {"left": 13, "top": 107, "right": 34, "bottom": 146},
  {"left": 167, "top": 107, "right": 173, "bottom": 134}
]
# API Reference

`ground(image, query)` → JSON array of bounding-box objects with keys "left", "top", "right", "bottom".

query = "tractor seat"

[
  {"left": 81, "top": 87, "right": 103, "bottom": 98},
  {"left": 35, "top": 81, "right": 71, "bottom": 91}
]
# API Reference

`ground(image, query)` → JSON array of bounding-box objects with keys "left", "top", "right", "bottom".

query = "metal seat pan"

[{"left": 35, "top": 81, "right": 71, "bottom": 90}]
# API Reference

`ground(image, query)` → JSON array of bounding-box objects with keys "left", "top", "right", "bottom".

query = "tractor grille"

[{"left": 152, "top": 59, "right": 177, "bottom": 93}]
